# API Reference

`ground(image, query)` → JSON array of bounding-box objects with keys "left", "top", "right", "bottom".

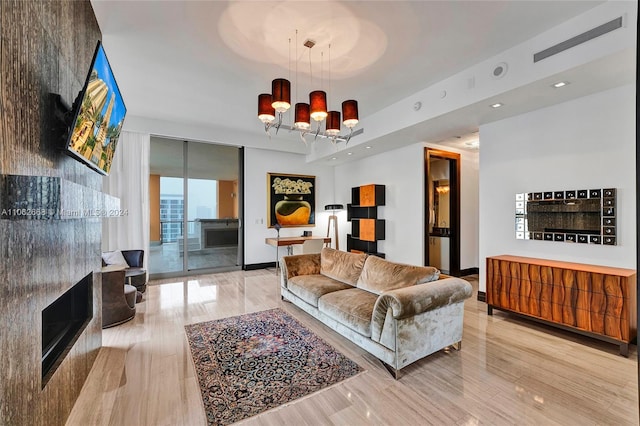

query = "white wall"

[
  {"left": 478, "top": 84, "right": 636, "bottom": 292},
  {"left": 244, "top": 148, "right": 335, "bottom": 265},
  {"left": 334, "top": 142, "right": 479, "bottom": 269},
  {"left": 458, "top": 147, "right": 480, "bottom": 270}
]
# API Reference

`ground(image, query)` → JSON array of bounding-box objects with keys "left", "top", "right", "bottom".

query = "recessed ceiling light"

[
  {"left": 490, "top": 103, "right": 503, "bottom": 108},
  {"left": 465, "top": 140, "right": 480, "bottom": 149},
  {"left": 331, "top": 157, "right": 337, "bottom": 160},
  {"left": 552, "top": 81, "right": 569, "bottom": 88},
  {"left": 365, "top": 146, "right": 372, "bottom": 149},
  {"left": 347, "top": 152, "right": 353, "bottom": 156}
]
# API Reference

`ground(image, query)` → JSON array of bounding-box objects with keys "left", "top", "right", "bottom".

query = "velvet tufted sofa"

[{"left": 280, "top": 248, "right": 473, "bottom": 378}]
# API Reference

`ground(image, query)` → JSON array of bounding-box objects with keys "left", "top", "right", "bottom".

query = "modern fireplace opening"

[{"left": 41, "top": 272, "right": 93, "bottom": 387}]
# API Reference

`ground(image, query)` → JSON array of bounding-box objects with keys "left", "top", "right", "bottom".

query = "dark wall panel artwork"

[{"left": 515, "top": 188, "right": 616, "bottom": 245}]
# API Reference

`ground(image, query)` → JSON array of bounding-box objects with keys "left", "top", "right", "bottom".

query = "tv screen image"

[{"left": 66, "top": 41, "right": 126, "bottom": 176}]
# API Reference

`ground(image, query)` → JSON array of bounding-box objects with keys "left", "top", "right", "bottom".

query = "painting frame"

[{"left": 267, "top": 172, "right": 316, "bottom": 228}]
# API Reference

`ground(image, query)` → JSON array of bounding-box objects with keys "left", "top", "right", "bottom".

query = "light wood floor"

[{"left": 66, "top": 269, "right": 638, "bottom": 425}]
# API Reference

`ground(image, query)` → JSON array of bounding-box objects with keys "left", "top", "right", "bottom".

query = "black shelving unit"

[{"left": 347, "top": 184, "right": 385, "bottom": 257}]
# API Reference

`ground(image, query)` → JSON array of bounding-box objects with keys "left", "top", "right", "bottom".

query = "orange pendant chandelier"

[{"left": 257, "top": 36, "right": 361, "bottom": 144}]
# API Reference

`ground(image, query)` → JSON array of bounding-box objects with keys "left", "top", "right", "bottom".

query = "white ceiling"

[{"left": 92, "top": 0, "right": 616, "bottom": 154}]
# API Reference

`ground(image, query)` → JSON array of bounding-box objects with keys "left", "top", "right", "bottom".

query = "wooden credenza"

[{"left": 486, "top": 255, "right": 637, "bottom": 356}]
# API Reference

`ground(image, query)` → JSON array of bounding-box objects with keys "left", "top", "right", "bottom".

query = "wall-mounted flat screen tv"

[{"left": 65, "top": 41, "right": 126, "bottom": 176}]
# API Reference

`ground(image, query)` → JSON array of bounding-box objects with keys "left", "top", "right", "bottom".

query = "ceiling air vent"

[{"left": 533, "top": 16, "right": 623, "bottom": 63}]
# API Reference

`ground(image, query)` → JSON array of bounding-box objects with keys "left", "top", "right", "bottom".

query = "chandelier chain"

[
  {"left": 295, "top": 30, "right": 298, "bottom": 104},
  {"left": 321, "top": 51, "right": 324, "bottom": 91},
  {"left": 309, "top": 48, "right": 313, "bottom": 87},
  {"left": 288, "top": 38, "right": 291, "bottom": 81},
  {"left": 328, "top": 44, "right": 331, "bottom": 107}
]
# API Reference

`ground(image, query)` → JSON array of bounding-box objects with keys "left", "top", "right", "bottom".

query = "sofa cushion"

[
  {"left": 356, "top": 255, "right": 440, "bottom": 295},
  {"left": 318, "top": 288, "right": 378, "bottom": 337},
  {"left": 288, "top": 275, "right": 352, "bottom": 307},
  {"left": 282, "top": 253, "right": 321, "bottom": 280},
  {"left": 320, "top": 247, "right": 367, "bottom": 286}
]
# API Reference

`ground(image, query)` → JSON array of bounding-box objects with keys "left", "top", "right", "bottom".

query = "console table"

[
  {"left": 265, "top": 236, "right": 331, "bottom": 255},
  {"left": 486, "top": 255, "right": 637, "bottom": 356}
]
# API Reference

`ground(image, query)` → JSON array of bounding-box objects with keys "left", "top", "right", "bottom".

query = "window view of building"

[{"left": 159, "top": 193, "right": 184, "bottom": 243}]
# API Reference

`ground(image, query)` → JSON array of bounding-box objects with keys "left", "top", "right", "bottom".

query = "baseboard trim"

[
  {"left": 460, "top": 267, "right": 479, "bottom": 276},
  {"left": 244, "top": 262, "right": 276, "bottom": 271},
  {"left": 477, "top": 291, "right": 487, "bottom": 302}
]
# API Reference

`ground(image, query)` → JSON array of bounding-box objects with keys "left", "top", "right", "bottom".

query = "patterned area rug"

[{"left": 185, "top": 308, "right": 364, "bottom": 425}]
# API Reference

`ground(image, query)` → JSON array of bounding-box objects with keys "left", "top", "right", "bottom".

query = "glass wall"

[
  {"left": 149, "top": 137, "right": 241, "bottom": 278},
  {"left": 149, "top": 139, "right": 184, "bottom": 275}
]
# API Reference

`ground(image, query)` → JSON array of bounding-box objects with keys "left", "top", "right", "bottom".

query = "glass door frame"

[{"left": 149, "top": 139, "right": 243, "bottom": 280}]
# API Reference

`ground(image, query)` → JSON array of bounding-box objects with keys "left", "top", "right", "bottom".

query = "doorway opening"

[{"left": 425, "top": 148, "right": 460, "bottom": 276}]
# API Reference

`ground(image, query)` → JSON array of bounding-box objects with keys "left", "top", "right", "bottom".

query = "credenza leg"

[
  {"left": 487, "top": 305, "right": 493, "bottom": 316},
  {"left": 620, "top": 343, "right": 629, "bottom": 357}
]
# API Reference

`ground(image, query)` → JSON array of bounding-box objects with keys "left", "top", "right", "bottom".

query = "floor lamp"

[
  {"left": 324, "top": 204, "right": 344, "bottom": 250},
  {"left": 274, "top": 223, "right": 281, "bottom": 274}
]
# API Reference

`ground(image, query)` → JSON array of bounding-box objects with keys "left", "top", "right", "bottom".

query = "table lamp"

[{"left": 324, "top": 204, "right": 344, "bottom": 250}]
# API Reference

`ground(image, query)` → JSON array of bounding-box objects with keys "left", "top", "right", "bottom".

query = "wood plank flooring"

[{"left": 66, "top": 270, "right": 638, "bottom": 425}]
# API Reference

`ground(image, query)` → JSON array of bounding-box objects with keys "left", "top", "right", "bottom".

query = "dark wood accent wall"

[{"left": 0, "top": 1, "right": 103, "bottom": 424}]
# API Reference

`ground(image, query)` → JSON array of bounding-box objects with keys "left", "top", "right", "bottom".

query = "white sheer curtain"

[{"left": 102, "top": 130, "right": 151, "bottom": 268}]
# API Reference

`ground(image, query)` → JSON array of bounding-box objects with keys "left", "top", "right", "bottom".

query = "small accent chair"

[
  {"left": 121, "top": 249, "right": 147, "bottom": 293},
  {"left": 102, "top": 266, "right": 136, "bottom": 328},
  {"left": 102, "top": 249, "right": 147, "bottom": 294},
  {"left": 293, "top": 238, "right": 325, "bottom": 255}
]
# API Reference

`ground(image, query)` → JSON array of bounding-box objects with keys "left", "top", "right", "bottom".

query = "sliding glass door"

[
  {"left": 149, "top": 137, "right": 242, "bottom": 278},
  {"left": 149, "top": 139, "right": 184, "bottom": 275},
  {"left": 186, "top": 142, "right": 240, "bottom": 271}
]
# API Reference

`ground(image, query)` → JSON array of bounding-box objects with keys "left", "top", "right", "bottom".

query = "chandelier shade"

[
  {"left": 309, "top": 90, "right": 328, "bottom": 121},
  {"left": 294, "top": 103, "right": 310, "bottom": 130},
  {"left": 258, "top": 93, "right": 275, "bottom": 124},
  {"left": 271, "top": 78, "right": 291, "bottom": 113},
  {"left": 324, "top": 204, "right": 344, "bottom": 211},
  {"left": 342, "top": 100, "right": 359, "bottom": 128},
  {"left": 326, "top": 111, "right": 341, "bottom": 136}
]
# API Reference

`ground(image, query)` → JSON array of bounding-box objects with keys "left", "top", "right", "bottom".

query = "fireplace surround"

[{"left": 41, "top": 273, "right": 93, "bottom": 387}]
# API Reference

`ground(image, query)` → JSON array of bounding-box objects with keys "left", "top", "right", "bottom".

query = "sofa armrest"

[
  {"left": 373, "top": 277, "right": 472, "bottom": 321},
  {"left": 371, "top": 277, "right": 472, "bottom": 343},
  {"left": 280, "top": 253, "right": 321, "bottom": 288}
]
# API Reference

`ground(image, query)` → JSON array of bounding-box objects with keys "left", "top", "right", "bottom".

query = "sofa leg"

[
  {"left": 453, "top": 341, "right": 462, "bottom": 351},
  {"left": 381, "top": 362, "right": 401, "bottom": 380}
]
